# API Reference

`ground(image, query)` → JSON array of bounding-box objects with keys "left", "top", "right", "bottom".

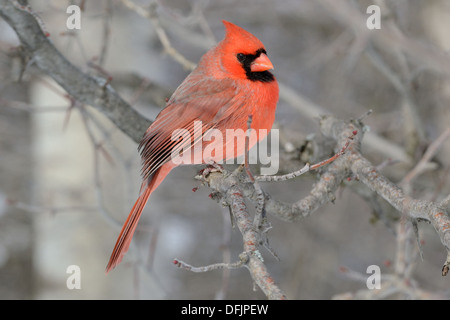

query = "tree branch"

[
  {"left": 203, "top": 171, "right": 287, "bottom": 300},
  {"left": 204, "top": 115, "right": 450, "bottom": 277},
  {"left": 0, "top": 0, "right": 150, "bottom": 143}
]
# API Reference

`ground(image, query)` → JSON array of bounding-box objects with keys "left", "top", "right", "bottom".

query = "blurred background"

[{"left": 0, "top": 0, "right": 449, "bottom": 299}]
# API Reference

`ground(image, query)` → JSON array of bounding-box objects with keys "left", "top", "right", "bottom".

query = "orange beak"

[{"left": 250, "top": 53, "right": 274, "bottom": 72}]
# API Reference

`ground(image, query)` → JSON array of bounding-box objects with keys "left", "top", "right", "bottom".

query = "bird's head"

[{"left": 218, "top": 20, "right": 275, "bottom": 83}]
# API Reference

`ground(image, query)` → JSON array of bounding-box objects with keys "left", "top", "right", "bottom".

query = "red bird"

[{"left": 106, "top": 20, "right": 279, "bottom": 272}]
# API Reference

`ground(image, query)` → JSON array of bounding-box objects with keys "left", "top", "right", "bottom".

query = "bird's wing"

[{"left": 138, "top": 76, "right": 248, "bottom": 180}]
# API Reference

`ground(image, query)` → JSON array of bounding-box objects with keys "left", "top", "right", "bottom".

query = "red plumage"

[{"left": 106, "top": 20, "right": 279, "bottom": 273}]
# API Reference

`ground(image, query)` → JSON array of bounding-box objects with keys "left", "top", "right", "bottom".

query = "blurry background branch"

[{"left": 0, "top": 0, "right": 150, "bottom": 143}]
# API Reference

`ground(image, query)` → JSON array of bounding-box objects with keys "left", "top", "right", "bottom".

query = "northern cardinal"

[{"left": 106, "top": 20, "right": 279, "bottom": 273}]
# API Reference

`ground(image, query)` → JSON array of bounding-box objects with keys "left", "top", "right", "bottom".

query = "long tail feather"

[{"left": 105, "top": 163, "right": 173, "bottom": 273}]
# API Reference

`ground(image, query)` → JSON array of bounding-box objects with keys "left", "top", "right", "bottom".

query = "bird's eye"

[{"left": 236, "top": 53, "right": 245, "bottom": 62}]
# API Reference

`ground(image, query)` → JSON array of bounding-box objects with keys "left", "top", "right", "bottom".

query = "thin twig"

[
  {"left": 173, "top": 255, "right": 248, "bottom": 272},
  {"left": 401, "top": 127, "right": 450, "bottom": 187},
  {"left": 98, "top": 0, "right": 112, "bottom": 67},
  {"left": 120, "top": 0, "right": 197, "bottom": 71},
  {"left": 257, "top": 130, "right": 356, "bottom": 182}
]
